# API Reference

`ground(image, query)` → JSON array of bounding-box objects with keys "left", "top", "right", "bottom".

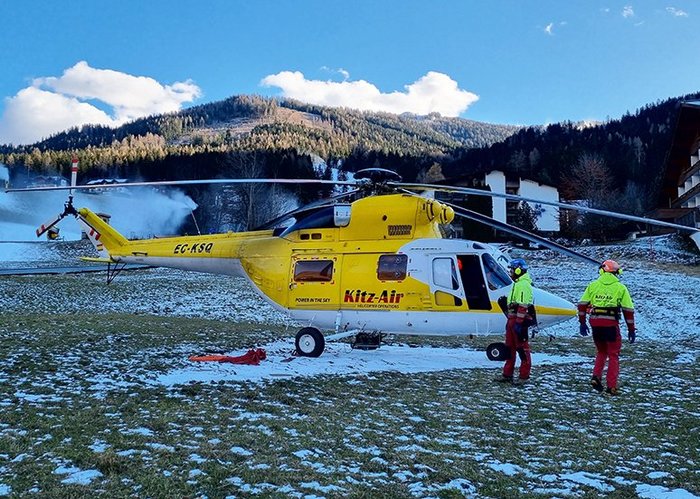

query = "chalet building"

[
  {"left": 27, "top": 175, "right": 68, "bottom": 188},
  {"left": 439, "top": 170, "right": 560, "bottom": 235},
  {"left": 656, "top": 101, "right": 700, "bottom": 229}
]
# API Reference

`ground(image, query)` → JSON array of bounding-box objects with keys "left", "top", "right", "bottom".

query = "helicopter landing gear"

[
  {"left": 295, "top": 327, "right": 325, "bottom": 357},
  {"left": 486, "top": 342, "right": 510, "bottom": 361},
  {"left": 351, "top": 332, "right": 384, "bottom": 350}
]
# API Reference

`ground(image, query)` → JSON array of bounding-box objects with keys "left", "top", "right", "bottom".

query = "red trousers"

[
  {"left": 503, "top": 318, "right": 531, "bottom": 380},
  {"left": 592, "top": 326, "right": 622, "bottom": 389}
]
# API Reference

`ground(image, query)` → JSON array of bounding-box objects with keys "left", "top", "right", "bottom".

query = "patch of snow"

[
  {"left": 60, "top": 469, "right": 103, "bottom": 485},
  {"left": 124, "top": 427, "right": 154, "bottom": 437},
  {"left": 89, "top": 440, "right": 109, "bottom": 453},
  {"left": 53, "top": 465, "right": 80, "bottom": 475},
  {"left": 438, "top": 478, "right": 477, "bottom": 495},
  {"left": 674, "top": 353, "right": 697, "bottom": 364},
  {"left": 559, "top": 472, "right": 614, "bottom": 493},
  {"left": 299, "top": 481, "right": 345, "bottom": 493},
  {"left": 648, "top": 471, "right": 672, "bottom": 479},
  {"left": 230, "top": 446, "right": 253, "bottom": 457},
  {"left": 488, "top": 462, "right": 522, "bottom": 476},
  {"left": 292, "top": 449, "right": 313, "bottom": 460},
  {"left": 153, "top": 340, "right": 584, "bottom": 386},
  {"left": 637, "top": 483, "right": 700, "bottom": 498},
  {"left": 145, "top": 443, "right": 175, "bottom": 453}
]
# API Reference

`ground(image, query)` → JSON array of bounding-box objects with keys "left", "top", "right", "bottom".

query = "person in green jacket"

[
  {"left": 578, "top": 259, "right": 636, "bottom": 396},
  {"left": 495, "top": 258, "right": 534, "bottom": 384}
]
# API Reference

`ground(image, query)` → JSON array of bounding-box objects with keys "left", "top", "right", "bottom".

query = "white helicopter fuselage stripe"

[
  {"left": 290, "top": 309, "right": 505, "bottom": 335},
  {"left": 289, "top": 308, "right": 570, "bottom": 336}
]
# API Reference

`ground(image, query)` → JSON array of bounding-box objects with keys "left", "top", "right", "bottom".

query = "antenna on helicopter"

[{"left": 190, "top": 209, "right": 202, "bottom": 235}]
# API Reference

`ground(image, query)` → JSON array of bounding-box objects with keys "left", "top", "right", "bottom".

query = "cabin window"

[
  {"left": 294, "top": 260, "right": 334, "bottom": 282},
  {"left": 377, "top": 254, "right": 408, "bottom": 281},
  {"left": 481, "top": 253, "right": 512, "bottom": 290},
  {"left": 432, "top": 257, "right": 459, "bottom": 290}
]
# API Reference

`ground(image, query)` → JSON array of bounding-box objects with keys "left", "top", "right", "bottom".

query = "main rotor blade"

[
  {"left": 394, "top": 182, "right": 698, "bottom": 234},
  {"left": 7, "top": 178, "right": 358, "bottom": 193},
  {"left": 441, "top": 201, "right": 601, "bottom": 267},
  {"left": 254, "top": 188, "right": 361, "bottom": 231}
]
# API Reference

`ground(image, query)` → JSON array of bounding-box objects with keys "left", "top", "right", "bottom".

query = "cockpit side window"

[{"left": 482, "top": 253, "right": 512, "bottom": 290}]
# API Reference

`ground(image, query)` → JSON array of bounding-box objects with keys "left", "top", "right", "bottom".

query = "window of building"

[
  {"left": 294, "top": 260, "right": 334, "bottom": 282},
  {"left": 377, "top": 254, "right": 408, "bottom": 281}
]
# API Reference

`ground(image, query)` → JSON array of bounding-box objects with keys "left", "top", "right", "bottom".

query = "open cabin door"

[{"left": 456, "top": 254, "right": 492, "bottom": 310}]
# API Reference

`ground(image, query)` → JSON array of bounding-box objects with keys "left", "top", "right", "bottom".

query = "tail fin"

[{"left": 76, "top": 208, "right": 129, "bottom": 258}]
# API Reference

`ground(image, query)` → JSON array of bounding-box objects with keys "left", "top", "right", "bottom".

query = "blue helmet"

[{"left": 508, "top": 258, "right": 528, "bottom": 275}]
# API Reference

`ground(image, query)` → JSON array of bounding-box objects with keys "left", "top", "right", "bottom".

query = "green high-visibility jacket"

[
  {"left": 509, "top": 272, "right": 533, "bottom": 306},
  {"left": 579, "top": 272, "right": 634, "bottom": 310}
]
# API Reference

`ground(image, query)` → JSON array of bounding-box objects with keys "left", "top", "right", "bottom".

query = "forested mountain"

[
  {"left": 0, "top": 95, "right": 518, "bottom": 181},
  {"left": 1, "top": 91, "right": 698, "bottom": 235}
]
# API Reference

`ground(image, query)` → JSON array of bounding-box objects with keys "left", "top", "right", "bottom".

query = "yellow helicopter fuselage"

[{"left": 77, "top": 193, "right": 575, "bottom": 336}]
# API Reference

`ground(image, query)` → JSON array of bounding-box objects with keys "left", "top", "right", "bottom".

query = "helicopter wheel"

[
  {"left": 295, "top": 327, "right": 325, "bottom": 357},
  {"left": 486, "top": 342, "right": 510, "bottom": 361}
]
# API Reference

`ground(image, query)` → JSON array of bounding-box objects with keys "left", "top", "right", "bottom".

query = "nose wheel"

[
  {"left": 295, "top": 327, "right": 325, "bottom": 357},
  {"left": 486, "top": 342, "right": 510, "bottom": 361}
]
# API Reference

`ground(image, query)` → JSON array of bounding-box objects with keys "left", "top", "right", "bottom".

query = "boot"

[
  {"left": 590, "top": 376, "right": 603, "bottom": 392},
  {"left": 513, "top": 377, "right": 529, "bottom": 386},
  {"left": 494, "top": 375, "right": 513, "bottom": 383},
  {"left": 605, "top": 386, "right": 619, "bottom": 396}
]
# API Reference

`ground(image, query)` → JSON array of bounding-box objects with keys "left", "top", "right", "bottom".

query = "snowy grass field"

[{"left": 0, "top": 237, "right": 699, "bottom": 498}]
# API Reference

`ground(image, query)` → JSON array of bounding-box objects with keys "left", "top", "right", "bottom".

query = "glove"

[
  {"left": 628, "top": 329, "right": 636, "bottom": 344},
  {"left": 514, "top": 323, "right": 528, "bottom": 342},
  {"left": 579, "top": 324, "right": 590, "bottom": 336}
]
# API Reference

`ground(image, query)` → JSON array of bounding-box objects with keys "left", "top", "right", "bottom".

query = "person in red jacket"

[
  {"left": 495, "top": 258, "right": 534, "bottom": 384},
  {"left": 578, "top": 259, "right": 636, "bottom": 396}
]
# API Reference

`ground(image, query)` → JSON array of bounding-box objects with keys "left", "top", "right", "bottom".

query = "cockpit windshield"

[
  {"left": 482, "top": 253, "right": 512, "bottom": 290},
  {"left": 279, "top": 207, "right": 336, "bottom": 237}
]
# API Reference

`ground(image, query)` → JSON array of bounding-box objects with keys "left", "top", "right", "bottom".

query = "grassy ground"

[{"left": 0, "top": 310, "right": 698, "bottom": 498}]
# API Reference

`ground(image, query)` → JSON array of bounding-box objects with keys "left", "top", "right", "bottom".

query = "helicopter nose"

[{"left": 532, "top": 288, "right": 576, "bottom": 327}]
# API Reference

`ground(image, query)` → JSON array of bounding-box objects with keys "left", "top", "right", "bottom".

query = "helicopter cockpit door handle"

[{"left": 289, "top": 282, "right": 297, "bottom": 290}]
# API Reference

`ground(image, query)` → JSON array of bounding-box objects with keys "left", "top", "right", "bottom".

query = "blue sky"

[{"left": 0, "top": 1, "right": 697, "bottom": 145}]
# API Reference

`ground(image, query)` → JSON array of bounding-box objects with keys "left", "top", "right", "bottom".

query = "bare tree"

[
  {"left": 225, "top": 152, "right": 298, "bottom": 231},
  {"left": 560, "top": 153, "right": 646, "bottom": 241}
]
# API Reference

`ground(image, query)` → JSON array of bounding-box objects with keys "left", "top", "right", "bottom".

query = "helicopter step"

[{"left": 350, "top": 331, "right": 385, "bottom": 351}]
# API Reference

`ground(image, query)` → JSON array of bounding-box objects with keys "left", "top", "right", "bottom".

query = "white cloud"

[
  {"left": 0, "top": 61, "right": 201, "bottom": 145},
  {"left": 260, "top": 70, "right": 478, "bottom": 117},
  {"left": 622, "top": 5, "right": 635, "bottom": 18},
  {"left": 543, "top": 21, "right": 566, "bottom": 35},
  {"left": 666, "top": 6, "right": 688, "bottom": 17},
  {"left": 320, "top": 66, "right": 350, "bottom": 81}
]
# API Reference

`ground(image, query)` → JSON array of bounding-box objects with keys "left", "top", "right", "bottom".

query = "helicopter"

[{"left": 8, "top": 168, "right": 700, "bottom": 359}]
